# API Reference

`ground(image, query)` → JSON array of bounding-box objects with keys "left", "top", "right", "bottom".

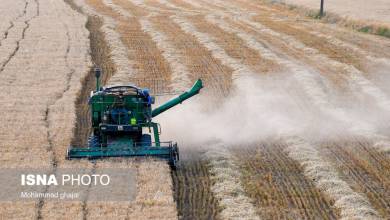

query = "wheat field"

[{"left": 1, "top": 0, "right": 390, "bottom": 219}]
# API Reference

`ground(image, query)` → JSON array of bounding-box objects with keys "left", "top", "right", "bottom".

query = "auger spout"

[{"left": 152, "top": 79, "right": 203, "bottom": 117}]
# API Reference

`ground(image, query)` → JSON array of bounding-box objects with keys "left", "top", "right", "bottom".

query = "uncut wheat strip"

[
  {"left": 103, "top": 0, "right": 191, "bottom": 90},
  {"left": 171, "top": 15, "right": 263, "bottom": 219},
  {"left": 284, "top": 136, "right": 381, "bottom": 220},
  {"left": 74, "top": 0, "right": 136, "bottom": 84},
  {"left": 206, "top": 145, "right": 261, "bottom": 220}
]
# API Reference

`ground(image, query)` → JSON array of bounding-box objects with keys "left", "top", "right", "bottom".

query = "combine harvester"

[{"left": 67, "top": 68, "right": 203, "bottom": 167}]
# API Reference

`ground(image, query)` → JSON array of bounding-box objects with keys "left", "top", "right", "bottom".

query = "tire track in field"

[
  {"left": 36, "top": 4, "right": 82, "bottom": 218},
  {"left": 0, "top": 0, "right": 28, "bottom": 48},
  {"left": 0, "top": 0, "right": 38, "bottom": 74},
  {"left": 63, "top": 1, "right": 121, "bottom": 219}
]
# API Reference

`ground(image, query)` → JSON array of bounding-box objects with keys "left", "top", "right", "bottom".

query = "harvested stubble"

[
  {"left": 203, "top": 0, "right": 390, "bottom": 145},
  {"left": 145, "top": 14, "right": 234, "bottom": 95},
  {"left": 3, "top": 0, "right": 390, "bottom": 219},
  {"left": 0, "top": 0, "right": 91, "bottom": 218},
  {"left": 157, "top": 1, "right": 390, "bottom": 219},
  {"left": 151, "top": 8, "right": 271, "bottom": 219},
  {"left": 234, "top": 143, "right": 339, "bottom": 219},
  {"left": 139, "top": 17, "right": 192, "bottom": 91},
  {"left": 84, "top": 159, "right": 177, "bottom": 220},
  {"left": 285, "top": 137, "right": 381, "bottom": 219},
  {"left": 171, "top": 152, "right": 220, "bottom": 220},
  {"left": 187, "top": 15, "right": 277, "bottom": 74},
  {"left": 0, "top": 0, "right": 26, "bottom": 34},
  {"left": 84, "top": 0, "right": 172, "bottom": 88},
  {"left": 206, "top": 145, "right": 260, "bottom": 220},
  {"left": 39, "top": 2, "right": 112, "bottom": 218},
  {"left": 321, "top": 140, "right": 390, "bottom": 218}
]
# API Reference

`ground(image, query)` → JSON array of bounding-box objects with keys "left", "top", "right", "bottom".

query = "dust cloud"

[{"left": 154, "top": 71, "right": 390, "bottom": 149}]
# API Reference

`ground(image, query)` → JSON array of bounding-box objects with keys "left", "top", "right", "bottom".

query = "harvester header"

[{"left": 67, "top": 68, "right": 203, "bottom": 167}]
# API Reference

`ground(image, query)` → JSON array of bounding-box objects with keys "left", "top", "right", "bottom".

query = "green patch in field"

[{"left": 377, "top": 27, "right": 390, "bottom": 38}]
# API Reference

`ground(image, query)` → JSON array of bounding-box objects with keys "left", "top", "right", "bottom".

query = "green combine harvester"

[{"left": 67, "top": 68, "right": 203, "bottom": 167}]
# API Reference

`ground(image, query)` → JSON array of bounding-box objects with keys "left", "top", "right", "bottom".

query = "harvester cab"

[{"left": 67, "top": 68, "right": 203, "bottom": 167}]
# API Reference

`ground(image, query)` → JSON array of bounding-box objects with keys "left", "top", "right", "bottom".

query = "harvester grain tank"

[{"left": 67, "top": 68, "right": 203, "bottom": 167}]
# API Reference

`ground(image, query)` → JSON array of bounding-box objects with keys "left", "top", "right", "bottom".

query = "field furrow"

[
  {"left": 0, "top": 0, "right": 28, "bottom": 48},
  {"left": 0, "top": 0, "right": 38, "bottom": 73}
]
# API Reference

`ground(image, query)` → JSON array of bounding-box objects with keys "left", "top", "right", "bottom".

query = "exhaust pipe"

[{"left": 95, "top": 67, "right": 101, "bottom": 91}]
